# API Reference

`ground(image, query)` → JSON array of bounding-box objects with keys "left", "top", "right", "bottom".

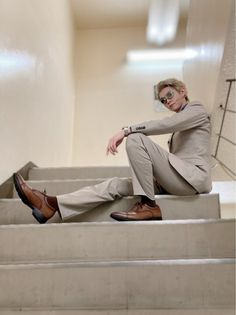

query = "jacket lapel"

[{"left": 168, "top": 133, "right": 175, "bottom": 151}]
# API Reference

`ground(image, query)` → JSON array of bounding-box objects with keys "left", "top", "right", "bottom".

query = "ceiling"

[{"left": 71, "top": 0, "right": 190, "bottom": 29}]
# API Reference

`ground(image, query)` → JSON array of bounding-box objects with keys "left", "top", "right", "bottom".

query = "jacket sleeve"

[{"left": 129, "top": 103, "right": 209, "bottom": 136}]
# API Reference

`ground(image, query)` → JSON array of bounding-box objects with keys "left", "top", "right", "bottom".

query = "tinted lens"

[
  {"left": 166, "top": 90, "right": 174, "bottom": 99},
  {"left": 160, "top": 97, "right": 167, "bottom": 104}
]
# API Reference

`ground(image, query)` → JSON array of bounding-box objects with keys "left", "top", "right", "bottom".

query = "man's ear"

[{"left": 181, "top": 87, "right": 188, "bottom": 96}]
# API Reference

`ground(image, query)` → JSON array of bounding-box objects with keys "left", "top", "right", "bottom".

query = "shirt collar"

[{"left": 178, "top": 102, "right": 189, "bottom": 112}]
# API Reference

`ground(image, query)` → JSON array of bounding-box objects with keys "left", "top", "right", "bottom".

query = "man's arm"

[{"left": 129, "top": 103, "right": 209, "bottom": 136}]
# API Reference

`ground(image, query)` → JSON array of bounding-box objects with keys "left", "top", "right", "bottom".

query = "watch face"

[{"left": 123, "top": 127, "right": 130, "bottom": 136}]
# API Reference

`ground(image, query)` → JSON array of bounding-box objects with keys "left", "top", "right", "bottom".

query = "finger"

[
  {"left": 106, "top": 145, "right": 114, "bottom": 155},
  {"left": 111, "top": 146, "right": 118, "bottom": 154}
]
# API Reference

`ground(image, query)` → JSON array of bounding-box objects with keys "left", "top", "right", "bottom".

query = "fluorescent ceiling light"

[
  {"left": 0, "top": 50, "right": 36, "bottom": 78},
  {"left": 127, "top": 49, "right": 197, "bottom": 63},
  {"left": 147, "top": 0, "right": 180, "bottom": 46}
]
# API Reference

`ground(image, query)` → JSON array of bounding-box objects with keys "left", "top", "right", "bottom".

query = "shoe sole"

[{"left": 110, "top": 213, "right": 162, "bottom": 221}]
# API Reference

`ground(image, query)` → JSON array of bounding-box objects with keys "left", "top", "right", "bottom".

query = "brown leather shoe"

[
  {"left": 13, "top": 173, "right": 57, "bottom": 224},
  {"left": 110, "top": 202, "right": 162, "bottom": 221}
]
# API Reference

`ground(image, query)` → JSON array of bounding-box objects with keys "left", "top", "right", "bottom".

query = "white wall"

[
  {"left": 73, "top": 25, "right": 186, "bottom": 166},
  {"left": 183, "top": 0, "right": 233, "bottom": 113},
  {"left": 0, "top": 0, "right": 76, "bottom": 183}
]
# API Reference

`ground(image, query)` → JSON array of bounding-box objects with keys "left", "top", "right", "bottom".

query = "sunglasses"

[{"left": 159, "top": 90, "right": 175, "bottom": 104}]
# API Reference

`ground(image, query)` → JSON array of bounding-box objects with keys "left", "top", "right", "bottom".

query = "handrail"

[{"left": 212, "top": 78, "right": 236, "bottom": 176}]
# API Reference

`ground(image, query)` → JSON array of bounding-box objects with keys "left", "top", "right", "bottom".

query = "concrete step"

[
  {"left": 28, "top": 166, "right": 131, "bottom": 180},
  {"left": 0, "top": 219, "right": 234, "bottom": 263},
  {"left": 0, "top": 259, "right": 234, "bottom": 309},
  {"left": 0, "top": 192, "right": 220, "bottom": 225},
  {"left": 12, "top": 178, "right": 223, "bottom": 203},
  {"left": 211, "top": 181, "right": 236, "bottom": 218},
  {"left": 0, "top": 309, "right": 234, "bottom": 315}
]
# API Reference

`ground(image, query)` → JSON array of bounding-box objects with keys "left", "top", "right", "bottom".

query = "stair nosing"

[
  {"left": 0, "top": 258, "right": 235, "bottom": 270},
  {"left": 0, "top": 218, "right": 234, "bottom": 229}
]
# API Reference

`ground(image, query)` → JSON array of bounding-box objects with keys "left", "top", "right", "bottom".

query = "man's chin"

[{"left": 169, "top": 104, "right": 176, "bottom": 111}]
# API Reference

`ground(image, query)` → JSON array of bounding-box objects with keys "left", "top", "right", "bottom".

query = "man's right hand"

[{"left": 106, "top": 130, "right": 125, "bottom": 156}]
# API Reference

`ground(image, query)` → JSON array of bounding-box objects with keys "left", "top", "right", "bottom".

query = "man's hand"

[{"left": 106, "top": 130, "right": 125, "bottom": 155}]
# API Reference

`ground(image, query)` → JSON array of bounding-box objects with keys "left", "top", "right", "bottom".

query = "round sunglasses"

[{"left": 159, "top": 90, "right": 175, "bottom": 105}]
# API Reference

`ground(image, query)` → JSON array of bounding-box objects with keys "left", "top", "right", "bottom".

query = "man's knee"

[
  {"left": 108, "top": 177, "right": 133, "bottom": 197},
  {"left": 126, "top": 133, "right": 146, "bottom": 152}
]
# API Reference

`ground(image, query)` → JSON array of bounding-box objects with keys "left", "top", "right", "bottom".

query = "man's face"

[{"left": 159, "top": 86, "right": 186, "bottom": 112}]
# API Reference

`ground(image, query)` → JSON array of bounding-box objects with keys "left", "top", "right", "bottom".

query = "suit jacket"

[{"left": 129, "top": 101, "right": 212, "bottom": 193}]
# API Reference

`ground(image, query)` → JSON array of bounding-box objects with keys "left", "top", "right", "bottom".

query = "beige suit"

[
  {"left": 58, "top": 101, "right": 212, "bottom": 219},
  {"left": 129, "top": 101, "right": 212, "bottom": 193}
]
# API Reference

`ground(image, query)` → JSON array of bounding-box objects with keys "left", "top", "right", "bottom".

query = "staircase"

[{"left": 0, "top": 166, "right": 235, "bottom": 315}]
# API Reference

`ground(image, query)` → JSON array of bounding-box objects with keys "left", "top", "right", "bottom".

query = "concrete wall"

[
  {"left": 182, "top": 0, "right": 235, "bottom": 180},
  {"left": 72, "top": 25, "right": 186, "bottom": 166},
  {"left": 0, "top": 0, "right": 76, "bottom": 183}
]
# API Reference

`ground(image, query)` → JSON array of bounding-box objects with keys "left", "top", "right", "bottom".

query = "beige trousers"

[{"left": 57, "top": 133, "right": 196, "bottom": 219}]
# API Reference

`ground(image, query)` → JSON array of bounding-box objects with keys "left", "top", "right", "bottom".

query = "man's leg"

[
  {"left": 110, "top": 133, "right": 196, "bottom": 221},
  {"left": 57, "top": 177, "right": 133, "bottom": 220},
  {"left": 13, "top": 174, "right": 133, "bottom": 223},
  {"left": 126, "top": 133, "right": 196, "bottom": 197}
]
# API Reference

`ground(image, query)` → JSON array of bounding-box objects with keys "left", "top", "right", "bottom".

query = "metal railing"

[{"left": 213, "top": 78, "right": 236, "bottom": 176}]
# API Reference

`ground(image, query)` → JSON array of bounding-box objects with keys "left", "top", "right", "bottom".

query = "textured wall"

[
  {"left": 211, "top": 8, "right": 236, "bottom": 177},
  {"left": 183, "top": 0, "right": 233, "bottom": 113},
  {"left": 0, "top": 0, "right": 76, "bottom": 183}
]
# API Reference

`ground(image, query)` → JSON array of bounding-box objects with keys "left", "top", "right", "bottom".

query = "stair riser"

[
  {"left": 0, "top": 261, "right": 234, "bottom": 309},
  {"left": 0, "top": 198, "right": 136, "bottom": 225},
  {"left": 28, "top": 167, "right": 131, "bottom": 180},
  {"left": 0, "top": 192, "right": 220, "bottom": 225},
  {"left": 0, "top": 220, "right": 234, "bottom": 263},
  {"left": 61, "top": 193, "right": 220, "bottom": 222}
]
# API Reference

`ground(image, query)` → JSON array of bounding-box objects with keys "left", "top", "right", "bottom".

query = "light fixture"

[
  {"left": 0, "top": 50, "right": 36, "bottom": 78},
  {"left": 127, "top": 48, "right": 198, "bottom": 63},
  {"left": 147, "top": 0, "right": 180, "bottom": 46}
]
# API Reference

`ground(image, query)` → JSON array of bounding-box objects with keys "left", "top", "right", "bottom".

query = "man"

[{"left": 13, "top": 78, "right": 212, "bottom": 223}]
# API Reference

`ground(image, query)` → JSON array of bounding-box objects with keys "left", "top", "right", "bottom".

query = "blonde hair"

[{"left": 156, "top": 78, "right": 189, "bottom": 102}]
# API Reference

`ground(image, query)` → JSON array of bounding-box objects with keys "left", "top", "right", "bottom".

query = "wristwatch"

[{"left": 122, "top": 126, "right": 131, "bottom": 137}]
